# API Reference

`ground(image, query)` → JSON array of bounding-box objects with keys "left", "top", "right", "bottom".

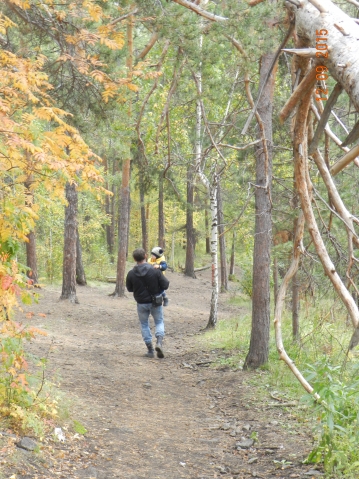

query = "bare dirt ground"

[{"left": 1, "top": 269, "right": 323, "bottom": 479}]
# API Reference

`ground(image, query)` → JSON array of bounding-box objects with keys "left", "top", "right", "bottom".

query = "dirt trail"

[{"left": 2, "top": 270, "right": 321, "bottom": 479}]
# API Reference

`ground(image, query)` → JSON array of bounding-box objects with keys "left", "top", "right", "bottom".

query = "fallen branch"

[
  {"left": 330, "top": 144, "right": 359, "bottom": 176},
  {"left": 194, "top": 265, "right": 211, "bottom": 272},
  {"left": 308, "top": 83, "right": 343, "bottom": 154},
  {"left": 341, "top": 119, "right": 359, "bottom": 147}
]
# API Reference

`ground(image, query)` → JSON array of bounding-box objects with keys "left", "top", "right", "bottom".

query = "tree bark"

[
  {"left": 105, "top": 181, "right": 115, "bottom": 263},
  {"left": 139, "top": 167, "right": 148, "bottom": 253},
  {"left": 229, "top": 230, "right": 236, "bottom": 277},
  {"left": 113, "top": 15, "right": 133, "bottom": 297},
  {"left": 205, "top": 207, "right": 210, "bottom": 254},
  {"left": 24, "top": 177, "right": 39, "bottom": 286},
  {"left": 206, "top": 181, "right": 219, "bottom": 329},
  {"left": 184, "top": 165, "right": 196, "bottom": 278},
  {"left": 26, "top": 231, "right": 39, "bottom": 286},
  {"left": 113, "top": 158, "right": 131, "bottom": 297},
  {"left": 292, "top": 271, "right": 300, "bottom": 339},
  {"left": 158, "top": 174, "right": 166, "bottom": 249},
  {"left": 243, "top": 53, "right": 276, "bottom": 369},
  {"left": 76, "top": 228, "right": 87, "bottom": 286},
  {"left": 60, "top": 182, "right": 78, "bottom": 303},
  {"left": 217, "top": 181, "right": 228, "bottom": 292},
  {"left": 273, "top": 256, "right": 279, "bottom": 307},
  {"left": 290, "top": 0, "right": 359, "bottom": 112}
]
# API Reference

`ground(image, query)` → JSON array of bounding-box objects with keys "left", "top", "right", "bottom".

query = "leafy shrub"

[{"left": 303, "top": 358, "right": 359, "bottom": 477}]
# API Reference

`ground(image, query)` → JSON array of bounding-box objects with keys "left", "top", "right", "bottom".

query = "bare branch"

[
  {"left": 281, "top": 48, "right": 317, "bottom": 57},
  {"left": 109, "top": 9, "right": 139, "bottom": 26},
  {"left": 217, "top": 140, "right": 262, "bottom": 150},
  {"left": 308, "top": 0, "right": 328, "bottom": 13},
  {"left": 136, "top": 32, "right": 159, "bottom": 61},
  {"left": 341, "top": 119, "right": 359, "bottom": 147},
  {"left": 330, "top": 145, "right": 359, "bottom": 176},
  {"left": 171, "top": 0, "right": 228, "bottom": 22},
  {"left": 308, "top": 83, "right": 343, "bottom": 154}
]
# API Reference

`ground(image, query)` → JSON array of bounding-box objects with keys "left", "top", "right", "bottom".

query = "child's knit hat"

[{"left": 151, "top": 246, "right": 164, "bottom": 258}]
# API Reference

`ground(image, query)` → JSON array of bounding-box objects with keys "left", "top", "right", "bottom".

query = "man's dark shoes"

[
  {"left": 155, "top": 336, "right": 164, "bottom": 359},
  {"left": 145, "top": 342, "right": 155, "bottom": 358}
]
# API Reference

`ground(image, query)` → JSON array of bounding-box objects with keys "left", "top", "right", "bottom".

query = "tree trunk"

[
  {"left": 76, "top": 228, "right": 87, "bottom": 286},
  {"left": 105, "top": 183, "right": 115, "bottom": 262},
  {"left": 217, "top": 181, "right": 228, "bottom": 292},
  {"left": 139, "top": 167, "right": 148, "bottom": 253},
  {"left": 290, "top": 0, "right": 359, "bottom": 112},
  {"left": 60, "top": 182, "right": 78, "bottom": 303},
  {"left": 26, "top": 231, "right": 39, "bottom": 286},
  {"left": 229, "top": 230, "right": 235, "bottom": 276},
  {"left": 24, "top": 176, "right": 39, "bottom": 286},
  {"left": 243, "top": 53, "right": 276, "bottom": 369},
  {"left": 113, "top": 158, "right": 131, "bottom": 297},
  {"left": 292, "top": 197, "right": 300, "bottom": 339},
  {"left": 292, "top": 271, "right": 300, "bottom": 339},
  {"left": 206, "top": 181, "right": 219, "bottom": 329},
  {"left": 184, "top": 165, "right": 196, "bottom": 278},
  {"left": 205, "top": 207, "right": 210, "bottom": 254},
  {"left": 158, "top": 174, "right": 165, "bottom": 249},
  {"left": 273, "top": 256, "right": 279, "bottom": 307},
  {"left": 113, "top": 16, "right": 133, "bottom": 297}
]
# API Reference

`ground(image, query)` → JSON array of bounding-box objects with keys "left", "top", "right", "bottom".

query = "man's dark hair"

[{"left": 133, "top": 248, "right": 146, "bottom": 262}]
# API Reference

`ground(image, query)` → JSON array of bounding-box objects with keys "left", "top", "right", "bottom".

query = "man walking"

[{"left": 126, "top": 248, "right": 169, "bottom": 358}]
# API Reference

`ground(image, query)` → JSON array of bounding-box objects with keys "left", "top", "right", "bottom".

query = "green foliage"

[
  {"left": 303, "top": 359, "right": 359, "bottom": 477},
  {"left": 73, "top": 419, "right": 87, "bottom": 435}
]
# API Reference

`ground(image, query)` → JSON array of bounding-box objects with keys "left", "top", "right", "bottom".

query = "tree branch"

[
  {"left": 171, "top": 0, "right": 228, "bottom": 22},
  {"left": 136, "top": 32, "right": 159, "bottom": 61},
  {"left": 308, "top": 83, "right": 343, "bottom": 154},
  {"left": 330, "top": 145, "right": 359, "bottom": 176},
  {"left": 279, "top": 67, "right": 317, "bottom": 123}
]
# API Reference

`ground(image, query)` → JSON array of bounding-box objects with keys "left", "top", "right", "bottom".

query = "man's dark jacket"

[{"left": 126, "top": 262, "right": 169, "bottom": 304}]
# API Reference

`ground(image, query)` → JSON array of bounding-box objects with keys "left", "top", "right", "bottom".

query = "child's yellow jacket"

[{"left": 148, "top": 254, "right": 166, "bottom": 274}]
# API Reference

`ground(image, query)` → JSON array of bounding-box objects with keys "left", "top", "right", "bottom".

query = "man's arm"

[{"left": 126, "top": 272, "right": 134, "bottom": 292}]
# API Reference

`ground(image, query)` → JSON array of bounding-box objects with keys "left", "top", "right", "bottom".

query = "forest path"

[{"left": 6, "top": 270, "right": 321, "bottom": 479}]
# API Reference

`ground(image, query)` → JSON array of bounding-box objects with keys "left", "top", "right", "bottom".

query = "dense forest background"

[{"left": 2, "top": 0, "right": 359, "bottom": 475}]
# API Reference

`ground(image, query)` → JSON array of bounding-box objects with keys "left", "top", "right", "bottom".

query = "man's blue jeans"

[{"left": 137, "top": 303, "right": 165, "bottom": 344}]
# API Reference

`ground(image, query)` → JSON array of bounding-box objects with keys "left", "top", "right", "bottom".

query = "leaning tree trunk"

[
  {"left": 243, "top": 53, "right": 276, "bottom": 369},
  {"left": 217, "top": 181, "right": 228, "bottom": 292},
  {"left": 158, "top": 174, "right": 166, "bottom": 249},
  {"left": 76, "top": 228, "right": 87, "bottom": 286},
  {"left": 290, "top": 0, "right": 359, "bottom": 112},
  {"left": 60, "top": 182, "right": 78, "bottom": 303},
  {"left": 184, "top": 165, "right": 196, "bottom": 278}
]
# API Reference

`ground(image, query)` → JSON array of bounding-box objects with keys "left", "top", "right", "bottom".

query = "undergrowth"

[{"left": 202, "top": 292, "right": 359, "bottom": 478}]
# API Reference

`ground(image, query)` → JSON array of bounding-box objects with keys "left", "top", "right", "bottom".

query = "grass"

[{"left": 200, "top": 292, "right": 359, "bottom": 477}]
